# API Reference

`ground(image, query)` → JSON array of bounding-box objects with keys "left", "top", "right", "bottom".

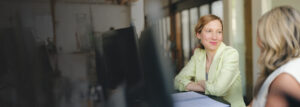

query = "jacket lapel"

[
  {"left": 196, "top": 49, "right": 206, "bottom": 81},
  {"left": 207, "top": 42, "right": 226, "bottom": 82}
]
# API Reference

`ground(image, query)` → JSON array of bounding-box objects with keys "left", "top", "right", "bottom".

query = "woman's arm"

[
  {"left": 265, "top": 73, "right": 300, "bottom": 107},
  {"left": 174, "top": 50, "right": 199, "bottom": 91},
  {"left": 185, "top": 81, "right": 205, "bottom": 92},
  {"left": 205, "top": 49, "right": 240, "bottom": 96}
]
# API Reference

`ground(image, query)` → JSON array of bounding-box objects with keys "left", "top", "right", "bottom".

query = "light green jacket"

[{"left": 174, "top": 43, "right": 245, "bottom": 107}]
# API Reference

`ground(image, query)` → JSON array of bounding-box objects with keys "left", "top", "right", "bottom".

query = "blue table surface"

[{"left": 172, "top": 91, "right": 230, "bottom": 107}]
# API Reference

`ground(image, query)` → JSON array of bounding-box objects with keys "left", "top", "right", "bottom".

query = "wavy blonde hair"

[{"left": 254, "top": 6, "right": 300, "bottom": 97}]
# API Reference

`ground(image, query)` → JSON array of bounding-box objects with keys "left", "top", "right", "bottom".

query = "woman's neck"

[{"left": 206, "top": 50, "right": 216, "bottom": 63}]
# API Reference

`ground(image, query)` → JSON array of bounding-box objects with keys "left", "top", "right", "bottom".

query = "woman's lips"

[{"left": 210, "top": 42, "right": 217, "bottom": 45}]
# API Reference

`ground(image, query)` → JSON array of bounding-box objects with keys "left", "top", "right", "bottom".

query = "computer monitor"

[
  {"left": 95, "top": 26, "right": 144, "bottom": 106},
  {"left": 138, "top": 27, "right": 175, "bottom": 107},
  {"left": 96, "top": 26, "right": 176, "bottom": 107}
]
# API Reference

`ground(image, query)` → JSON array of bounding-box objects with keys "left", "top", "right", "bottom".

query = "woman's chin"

[{"left": 206, "top": 48, "right": 217, "bottom": 51}]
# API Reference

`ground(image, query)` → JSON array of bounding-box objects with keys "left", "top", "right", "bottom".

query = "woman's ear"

[{"left": 196, "top": 32, "right": 201, "bottom": 39}]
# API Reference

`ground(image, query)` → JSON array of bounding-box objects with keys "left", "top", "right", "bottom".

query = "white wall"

[
  {"left": 272, "top": 0, "right": 300, "bottom": 11},
  {"left": 54, "top": 3, "right": 131, "bottom": 52},
  {"left": 251, "top": 0, "right": 262, "bottom": 87},
  {"left": 0, "top": 1, "right": 138, "bottom": 106},
  {"left": 223, "top": 0, "right": 246, "bottom": 95},
  {"left": 91, "top": 4, "right": 130, "bottom": 33},
  {"left": 55, "top": 3, "right": 91, "bottom": 53},
  {"left": 130, "top": 0, "right": 145, "bottom": 37},
  {"left": 223, "top": 0, "right": 231, "bottom": 46},
  {"left": 225, "top": 0, "right": 274, "bottom": 96},
  {"left": 251, "top": 0, "right": 273, "bottom": 86}
]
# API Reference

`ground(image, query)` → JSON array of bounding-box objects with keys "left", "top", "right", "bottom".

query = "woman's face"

[{"left": 197, "top": 20, "right": 223, "bottom": 52}]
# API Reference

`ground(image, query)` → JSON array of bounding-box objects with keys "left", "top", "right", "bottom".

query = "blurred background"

[{"left": 0, "top": 0, "right": 300, "bottom": 107}]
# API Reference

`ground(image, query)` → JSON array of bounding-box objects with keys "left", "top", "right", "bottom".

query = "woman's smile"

[{"left": 209, "top": 41, "right": 217, "bottom": 45}]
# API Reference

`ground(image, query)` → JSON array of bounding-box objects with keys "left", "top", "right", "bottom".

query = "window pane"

[
  {"left": 181, "top": 10, "right": 190, "bottom": 64},
  {"left": 189, "top": 7, "right": 198, "bottom": 50},
  {"left": 159, "top": 19, "right": 164, "bottom": 46},
  {"left": 162, "top": 17, "right": 168, "bottom": 56},
  {"left": 166, "top": 16, "right": 170, "bottom": 36},
  {"left": 166, "top": 16, "right": 172, "bottom": 57},
  {"left": 199, "top": 4, "right": 209, "bottom": 17},
  {"left": 212, "top": 0, "right": 223, "bottom": 20}
]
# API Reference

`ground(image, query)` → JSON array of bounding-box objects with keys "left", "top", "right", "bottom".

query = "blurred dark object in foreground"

[
  {"left": 96, "top": 26, "right": 144, "bottom": 107},
  {"left": 0, "top": 28, "right": 55, "bottom": 107},
  {"left": 139, "top": 28, "right": 175, "bottom": 107},
  {"left": 285, "top": 92, "right": 300, "bottom": 107},
  {"left": 95, "top": 26, "right": 175, "bottom": 107}
]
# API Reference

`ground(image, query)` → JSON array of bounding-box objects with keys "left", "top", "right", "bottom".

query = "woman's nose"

[{"left": 212, "top": 33, "right": 217, "bottom": 39}]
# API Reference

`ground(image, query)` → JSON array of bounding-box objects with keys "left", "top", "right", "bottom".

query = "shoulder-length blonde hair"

[
  {"left": 194, "top": 14, "right": 223, "bottom": 49},
  {"left": 254, "top": 6, "right": 300, "bottom": 97}
]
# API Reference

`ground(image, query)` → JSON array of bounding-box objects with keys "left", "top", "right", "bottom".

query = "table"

[{"left": 172, "top": 91, "right": 230, "bottom": 107}]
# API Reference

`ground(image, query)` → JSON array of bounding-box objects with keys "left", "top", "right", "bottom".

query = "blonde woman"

[
  {"left": 251, "top": 6, "right": 300, "bottom": 107},
  {"left": 174, "top": 14, "right": 245, "bottom": 107}
]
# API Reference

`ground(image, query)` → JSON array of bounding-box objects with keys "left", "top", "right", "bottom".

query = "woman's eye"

[
  {"left": 206, "top": 30, "right": 211, "bottom": 32},
  {"left": 218, "top": 31, "right": 222, "bottom": 34}
]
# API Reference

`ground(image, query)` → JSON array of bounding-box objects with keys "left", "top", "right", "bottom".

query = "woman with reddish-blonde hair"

[{"left": 174, "top": 14, "right": 245, "bottom": 107}]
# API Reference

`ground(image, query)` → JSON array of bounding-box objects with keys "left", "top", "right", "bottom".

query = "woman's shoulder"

[
  {"left": 254, "top": 58, "right": 300, "bottom": 106},
  {"left": 267, "top": 57, "right": 300, "bottom": 94},
  {"left": 269, "top": 72, "right": 300, "bottom": 100},
  {"left": 266, "top": 72, "right": 300, "bottom": 107},
  {"left": 194, "top": 48, "right": 205, "bottom": 55},
  {"left": 271, "top": 73, "right": 300, "bottom": 89},
  {"left": 221, "top": 45, "right": 239, "bottom": 56}
]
